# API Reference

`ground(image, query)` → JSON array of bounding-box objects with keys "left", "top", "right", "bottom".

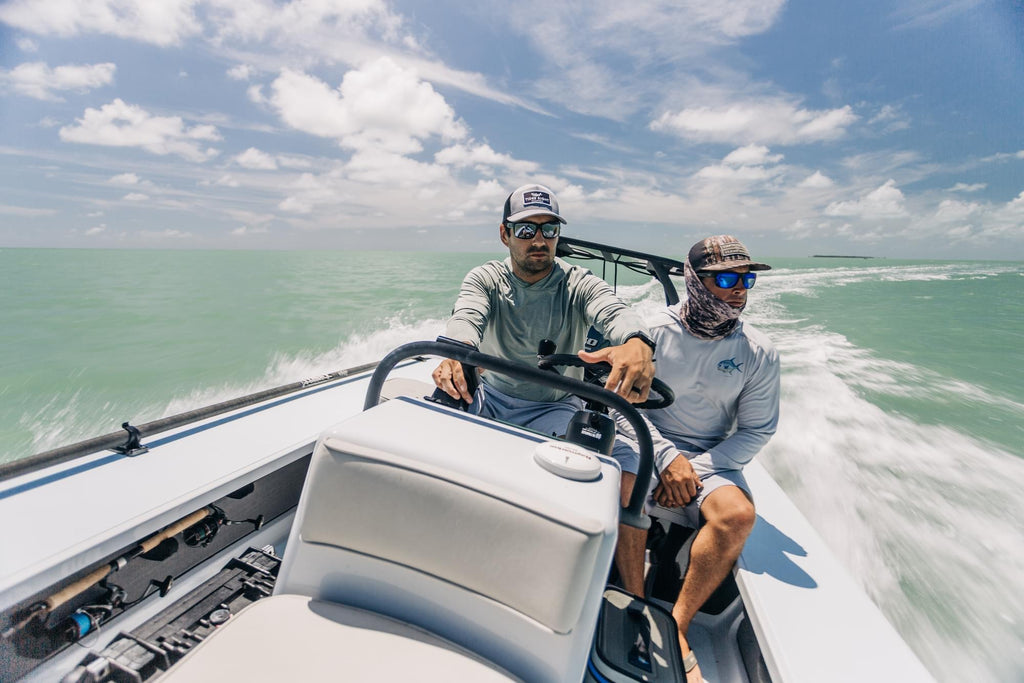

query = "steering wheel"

[{"left": 537, "top": 354, "right": 675, "bottom": 410}]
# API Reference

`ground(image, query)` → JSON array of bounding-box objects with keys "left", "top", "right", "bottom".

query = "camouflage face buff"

[{"left": 680, "top": 260, "right": 744, "bottom": 340}]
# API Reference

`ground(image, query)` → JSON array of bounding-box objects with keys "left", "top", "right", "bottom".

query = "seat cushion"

[{"left": 161, "top": 594, "right": 518, "bottom": 682}]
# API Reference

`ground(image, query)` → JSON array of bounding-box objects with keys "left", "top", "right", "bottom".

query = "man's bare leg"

[
  {"left": 615, "top": 472, "right": 647, "bottom": 596},
  {"left": 672, "top": 486, "right": 755, "bottom": 682}
]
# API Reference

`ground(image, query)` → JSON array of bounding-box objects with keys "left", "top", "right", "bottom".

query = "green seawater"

[
  {"left": 767, "top": 258, "right": 1024, "bottom": 452},
  {"left": 1, "top": 248, "right": 1022, "bottom": 683},
  {"left": 1, "top": 249, "right": 490, "bottom": 456}
]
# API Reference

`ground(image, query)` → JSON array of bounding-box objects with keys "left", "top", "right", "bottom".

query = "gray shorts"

[
  {"left": 647, "top": 451, "right": 751, "bottom": 529},
  {"left": 473, "top": 383, "right": 641, "bottom": 475}
]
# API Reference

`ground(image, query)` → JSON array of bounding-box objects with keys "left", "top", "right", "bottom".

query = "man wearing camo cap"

[{"left": 616, "top": 235, "right": 780, "bottom": 681}]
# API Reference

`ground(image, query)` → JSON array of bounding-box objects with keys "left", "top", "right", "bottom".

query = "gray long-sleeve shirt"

[
  {"left": 642, "top": 303, "right": 780, "bottom": 472},
  {"left": 444, "top": 257, "right": 649, "bottom": 402}
]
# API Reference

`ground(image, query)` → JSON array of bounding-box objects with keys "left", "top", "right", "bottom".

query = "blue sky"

[{"left": 1, "top": 0, "right": 1021, "bottom": 258}]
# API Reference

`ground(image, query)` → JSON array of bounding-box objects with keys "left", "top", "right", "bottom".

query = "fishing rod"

[
  {"left": 2, "top": 506, "right": 214, "bottom": 641},
  {"left": 2, "top": 502, "right": 264, "bottom": 642},
  {"left": 0, "top": 359, "right": 389, "bottom": 484}
]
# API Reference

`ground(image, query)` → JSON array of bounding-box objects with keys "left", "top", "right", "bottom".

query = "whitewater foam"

[{"left": 762, "top": 323, "right": 1024, "bottom": 682}]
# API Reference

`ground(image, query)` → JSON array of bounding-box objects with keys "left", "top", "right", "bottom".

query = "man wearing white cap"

[{"left": 433, "top": 183, "right": 657, "bottom": 595}]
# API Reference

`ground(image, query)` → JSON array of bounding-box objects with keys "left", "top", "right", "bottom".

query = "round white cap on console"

[{"left": 533, "top": 441, "right": 602, "bottom": 481}]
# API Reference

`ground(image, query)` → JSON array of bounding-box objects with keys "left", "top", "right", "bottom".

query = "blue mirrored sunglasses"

[
  {"left": 506, "top": 221, "right": 560, "bottom": 239},
  {"left": 698, "top": 271, "right": 757, "bottom": 289}
]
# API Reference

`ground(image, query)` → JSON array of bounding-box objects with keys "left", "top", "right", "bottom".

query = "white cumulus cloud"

[
  {"left": 695, "top": 144, "right": 784, "bottom": 182},
  {"left": 60, "top": 99, "right": 221, "bottom": 162},
  {"left": 109, "top": 172, "right": 140, "bottom": 185},
  {"left": 825, "top": 179, "right": 907, "bottom": 218},
  {"left": 234, "top": 147, "right": 278, "bottom": 170},
  {"left": 226, "top": 64, "right": 254, "bottom": 81},
  {"left": 344, "top": 148, "right": 451, "bottom": 187},
  {"left": 934, "top": 199, "right": 979, "bottom": 222},
  {"left": 695, "top": 164, "right": 774, "bottom": 181},
  {"left": 722, "top": 144, "right": 783, "bottom": 166},
  {"left": 268, "top": 57, "right": 467, "bottom": 155},
  {"left": 434, "top": 143, "right": 538, "bottom": 175},
  {"left": 1002, "top": 191, "right": 1024, "bottom": 215},
  {"left": 652, "top": 100, "right": 857, "bottom": 145},
  {"left": 799, "top": 171, "right": 834, "bottom": 189},
  {"left": 944, "top": 225, "right": 973, "bottom": 240},
  {"left": 0, "top": 0, "right": 201, "bottom": 47},
  {"left": 1, "top": 61, "right": 115, "bottom": 100},
  {"left": 231, "top": 225, "right": 269, "bottom": 236}
]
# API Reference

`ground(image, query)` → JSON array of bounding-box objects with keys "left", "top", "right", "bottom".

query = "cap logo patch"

[
  {"left": 718, "top": 241, "right": 749, "bottom": 260},
  {"left": 521, "top": 190, "right": 552, "bottom": 209}
]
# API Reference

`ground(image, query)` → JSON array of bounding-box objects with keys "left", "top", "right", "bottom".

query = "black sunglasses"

[
  {"left": 505, "top": 221, "right": 560, "bottom": 239},
  {"left": 698, "top": 271, "right": 757, "bottom": 289}
]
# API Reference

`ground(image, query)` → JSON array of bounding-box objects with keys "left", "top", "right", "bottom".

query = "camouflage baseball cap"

[{"left": 688, "top": 235, "right": 771, "bottom": 272}]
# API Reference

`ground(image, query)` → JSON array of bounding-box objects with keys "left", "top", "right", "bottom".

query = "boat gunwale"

[{"left": 0, "top": 359, "right": 395, "bottom": 483}]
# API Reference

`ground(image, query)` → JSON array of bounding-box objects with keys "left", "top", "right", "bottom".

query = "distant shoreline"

[{"left": 811, "top": 255, "right": 876, "bottom": 259}]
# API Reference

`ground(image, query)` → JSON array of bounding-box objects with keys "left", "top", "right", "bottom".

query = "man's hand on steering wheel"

[
  {"left": 432, "top": 358, "right": 475, "bottom": 404},
  {"left": 577, "top": 336, "right": 655, "bottom": 403}
]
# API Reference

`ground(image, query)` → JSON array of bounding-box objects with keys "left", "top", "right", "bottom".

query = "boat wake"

[
  {"left": 761, "top": 323, "right": 1024, "bottom": 683},
  {"left": 159, "top": 315, "right": 448, "bottom": 417}
]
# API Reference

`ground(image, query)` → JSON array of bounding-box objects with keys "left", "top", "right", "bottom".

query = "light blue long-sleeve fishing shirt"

[{"left": 643, "top": 303, "right": 780, "bottom": 473}]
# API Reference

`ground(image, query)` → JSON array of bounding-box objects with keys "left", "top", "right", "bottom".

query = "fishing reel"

[
  {"left": 182, "top": 505, "right": 264, "bottom": 549},
  {"left": 61, "top": 585, "right": 127, "bottom": 643}
]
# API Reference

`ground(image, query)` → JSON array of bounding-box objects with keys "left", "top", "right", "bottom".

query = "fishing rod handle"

[
  {"left": 43, "top": 507, "right": 214, "bottom": 613},
  {"left": 138, "top": 507, "right": 213, "bottom": 554},
  {"left": 44, "top": 564, "right": 113, "bottom": 613}
]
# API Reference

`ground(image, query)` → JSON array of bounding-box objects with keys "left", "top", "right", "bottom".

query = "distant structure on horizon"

[{"left": 811, "top": 255, "right": 876, "bottom": 259}]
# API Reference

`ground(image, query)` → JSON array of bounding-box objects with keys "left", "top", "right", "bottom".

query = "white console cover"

[{"left": 275, "top": 398, "right": 622, "bottom": 682}]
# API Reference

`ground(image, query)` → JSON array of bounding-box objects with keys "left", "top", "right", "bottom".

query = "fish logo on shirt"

[{"left": 717, "top": 358, "right": 743, "bottom": 375}]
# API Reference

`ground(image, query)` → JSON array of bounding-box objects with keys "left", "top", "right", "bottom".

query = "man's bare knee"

[{"left": 704, "top": 489, "right": 755, "bottom": 539}]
